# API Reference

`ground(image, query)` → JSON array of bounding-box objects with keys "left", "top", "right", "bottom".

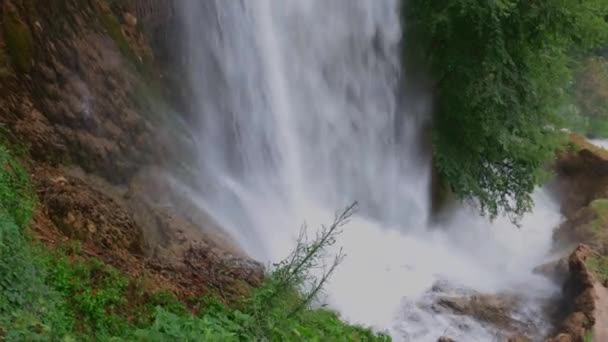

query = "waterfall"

[{"left": 175, "top": 1, "right": 562, "bottom": 340}]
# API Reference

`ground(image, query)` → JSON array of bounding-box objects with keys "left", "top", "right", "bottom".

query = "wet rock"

[
  {"left": 546, "top": 334, "right": 573, "bottom": 342},
  {"left": 0, "top": 0, "right": 162, "bottom": 183},
  {"left": 554, "top": 205, "right": 608, "bottom": 255},
  {"left": 552, "top": 135, "right": 608, "bottom": 218},
  {"left": 123, "top": 12, "right": 138, "bottom": 28},
  {"left": 437, "top": 337, "right": 455, "bottom": 342},
  {"left": 560, "top": 312, "right": 586, "bottom": 341},
  {"left": 437, "top": 293, "right": 521, "bottom": 330},
  {"left": 124, "top": 167, "right": 264, "bottom": 296},
  {"left": 38, "top": 64, "right": 56, "bottom": 82},
  {"left": 508, "top": 336, "right": 530, "bottom": 342},
  {"left": 546, "top": 245, "right": 597, "bottom": 342},
  {"left": 126, "top": 167, "right": 246, "bottom": 257},
  {"left": 534, "top": 258, "right": 570, "bottom": 284},
  {"left": 34, "top": 168, "right": 144, "bottom": 254}
]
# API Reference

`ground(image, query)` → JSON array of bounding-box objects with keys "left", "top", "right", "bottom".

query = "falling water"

[{"left": 176, "top": 1, "right": 562, "bottom": 340}]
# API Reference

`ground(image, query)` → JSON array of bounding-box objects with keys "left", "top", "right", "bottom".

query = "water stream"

[{"left": 175, "top": 1, "right": 563, "bottom": 340}]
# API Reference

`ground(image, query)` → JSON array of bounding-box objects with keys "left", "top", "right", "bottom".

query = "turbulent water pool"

[{"left": 174, "top": 1, "right": 565, "bottom": 340}]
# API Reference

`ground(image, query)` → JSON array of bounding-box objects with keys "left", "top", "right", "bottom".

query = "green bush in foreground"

[
  {"left": 0, "top": 144, "right": 72, "bottom": 340},
  {"left": 0, "top": 144, "right": 385, "bottom": 341}
]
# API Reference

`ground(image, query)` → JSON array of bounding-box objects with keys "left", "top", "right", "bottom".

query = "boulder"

[
  {"left": 123, "top": 12, "right": 138, "bottom": 28},
  {"left": 546, "top": 245, "right": 597, "bottom": 342},
  {"left": 534, "top": 258, "right": 570, "bottom": 284},
  {"left": 437, "top": 293, "right": 520, "bottom": 330},
  {"left": 546, "top": 334, "right": 573, "bottom": 342},
  {"left": 508, "top": 336, "right": 530, "bottom": 342},
  {"left": 437, "top": 337, "right": 455, "bottom": 342},
  {"left": 552, "top": 134, "right": 608, "bottom": 218}
]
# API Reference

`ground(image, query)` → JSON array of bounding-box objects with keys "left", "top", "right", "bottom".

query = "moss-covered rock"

[
  {"left": 554, "top": 199, "right": 608, "bottom": 254},
  {"left": 2, "top": 6, "right": 34, "bottom": 73},
  {"left": 587, "top": 255, "right": 608, "bottom": 285},
  {"left": 591, "top": 199, "right": 608, "bottom": 233}
]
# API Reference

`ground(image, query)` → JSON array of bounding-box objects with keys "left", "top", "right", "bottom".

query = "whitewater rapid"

[{"left": 175, "top": 1, "right": 563, "bottom": 340}]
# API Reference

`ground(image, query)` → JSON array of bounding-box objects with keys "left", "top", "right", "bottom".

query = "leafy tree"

[{"left": 404, "top": 0, "right": 608, "bottom": 220}]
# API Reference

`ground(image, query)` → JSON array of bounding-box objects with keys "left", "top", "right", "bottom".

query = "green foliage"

[
  {"left": 590, "top": 199, "right": 608, "bottom": 233},
  {"left": 2, "top": 9, "right": 34, "bottom": 73},
  {"left": 0, "top": 145, "right": 33, "bottom": 228},
  {"left": 405, "top": 0, "right": 608, "bottom": 220},
  {"left": 586, "top": 255, "right": 608, "bottom": 285},
  {"left": 0, "top": 145, "right": 73, "bottom": 341},
  {"left": 41, "top": 254, "right": 132, "bottom": 337},
  {"left": 0, "top": 231, "right": 73, "bottom": 341}
]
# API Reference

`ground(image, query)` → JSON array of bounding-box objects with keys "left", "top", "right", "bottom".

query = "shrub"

[{"left": 0, "top": 145, "right": 73, "bottom": 341}]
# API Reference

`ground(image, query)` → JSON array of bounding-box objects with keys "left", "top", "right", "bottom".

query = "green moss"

[
  {"left": 2, "top": 11, "right": 34, "bottom": 73},
  {"left": 586, "top": 330, "right": 594, "bottom": 342},
  {"left": 590, "top": 199, "right": 608, "bottom": 233},
  {"left": 586, "top": 255, "right": 608, "bottom": 285}
]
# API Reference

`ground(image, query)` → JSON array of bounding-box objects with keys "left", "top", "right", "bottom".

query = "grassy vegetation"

[
  {"left": 0, "top": 144, "right": 386, "bottom": 341},
  {"left": 590, "top": 199, "right": 608, "bottom": 234},
  {"left": 586, "top": 255, "right": 608, "bottom": 285}
]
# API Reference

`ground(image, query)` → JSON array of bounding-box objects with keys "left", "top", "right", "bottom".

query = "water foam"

[{"left": 175, "top": 1, "right": 563, "bottom": 340}]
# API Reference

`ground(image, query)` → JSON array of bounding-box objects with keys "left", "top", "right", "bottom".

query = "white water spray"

[{"left": 176, "top": 1, "right": 562, "bottom": 340}]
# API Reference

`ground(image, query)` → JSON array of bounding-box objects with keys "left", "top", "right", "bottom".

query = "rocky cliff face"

[
  {"left": 0, "top": 0, "right": 262, "bottom": 301},
  {"left": 544, "top": 134, "right": 608, "bottom": 342}
]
